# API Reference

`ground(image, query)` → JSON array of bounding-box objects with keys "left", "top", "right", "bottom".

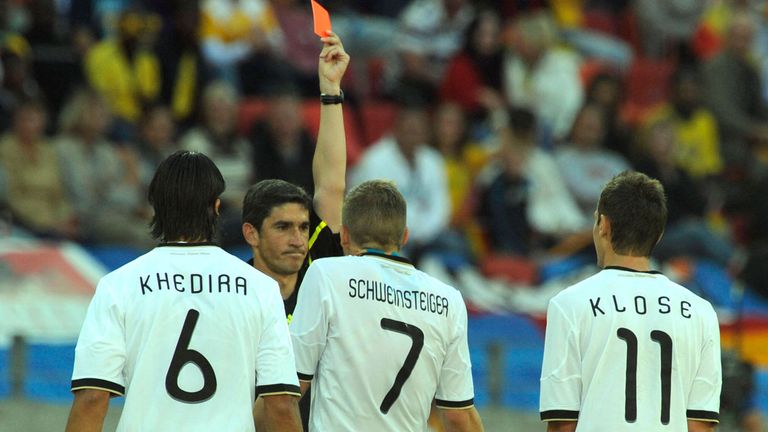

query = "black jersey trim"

[
  {"left": 435, "top": 398, "right": 474, "bottom": 409},
  {"left": 604, "top": 266, "right": 662, "bottom": 275},
  {"left": 255, "top": 383, "right": 301, "bottom": 397},
  {"left": 360, "top": 250, "right": 413, "bottom": 266},
  {"left": 687, "top": 410, "right": 719, "bottom": 422},
  {"left": 158, "top": 242, "right": 218, "bottom": 247},
  {"left": 297, "top": 372, "right": 314, "bottom": 381},
  {"left": 540, "top": 410, "right": 579, "bottom": 421},
  {"left": 71, "top": 378, "right": 125, "bottom": 396}
]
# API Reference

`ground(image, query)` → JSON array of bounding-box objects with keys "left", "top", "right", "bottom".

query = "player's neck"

[
  {"left": 602, "top": 253, "right": 652, "bottom": 272},
  {"left": 357, "top": 244, "right": 400, "bottom": 256}
]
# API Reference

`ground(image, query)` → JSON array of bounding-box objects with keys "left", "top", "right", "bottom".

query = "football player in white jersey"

[
  {"left": 540, "top": 171, "right": 721, "bottom": 432},
  {"left": 290, "top": 180, "right": 484, "bottom": 432},
  {"left": 66, "top": 151, "right": 302, "bottom": 432}
]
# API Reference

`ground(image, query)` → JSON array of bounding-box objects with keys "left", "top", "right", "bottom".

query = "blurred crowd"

[{"left": 1, "top": 0, "right": 768, "bottom": 310}]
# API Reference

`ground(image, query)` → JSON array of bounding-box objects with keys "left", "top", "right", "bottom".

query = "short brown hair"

[
  {"left": 342, "top": 180, "right": 407, "bottom": 249},
  {"left": 598, "top": 171, "right": 667, "bottom": 256}
]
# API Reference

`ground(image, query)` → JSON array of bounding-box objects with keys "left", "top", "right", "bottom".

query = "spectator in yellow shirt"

[
  {"left": 645, "top": 67, "right": 723, "bottom": 179},
  {"left": 85, "top": 8, "right": 161, "bottom": 129}
]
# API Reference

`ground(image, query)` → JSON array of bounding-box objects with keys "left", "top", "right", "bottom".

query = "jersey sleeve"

[
  {"left": 539, "top": 298, "right": 582, "bottom": 422},
  {"left": 254, "top": 280, "right": 301, "bottom": 397},
  {"left": 686, "top": 304, "right": 722, "bottom": 423},
  {"left": 435, "top": 292, "right": 475, "bottom": 409},
  {"left": 290, "top": 263, "right": 331, "bottom": 382},
  {"left": 71, "top": 277, "right": 127, "bottom": 396}
]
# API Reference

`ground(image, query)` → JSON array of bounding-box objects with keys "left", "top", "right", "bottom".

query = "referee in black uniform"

[{"left": 242, "top": 31, "right": 348, "bottom": 429}]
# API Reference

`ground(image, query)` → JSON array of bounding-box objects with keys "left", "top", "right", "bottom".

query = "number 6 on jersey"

[{"left": 165, "top": 309, "right": 218, "bottom": 403}]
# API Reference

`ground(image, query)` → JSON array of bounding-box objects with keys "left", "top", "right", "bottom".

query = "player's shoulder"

[
  {"left": 99, "top": 248, "right": 158, "bottom": 283},
  {"left": 550, "top": 269, "right": 605, "bottom": 304}
]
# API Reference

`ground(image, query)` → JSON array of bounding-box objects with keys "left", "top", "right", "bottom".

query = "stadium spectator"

[
  {"left": 349, "top": 102, "right": 450, "bottom": 260},
  {"left": 84, "top": 7, "right": 161, "bottom": 135},
  {"left": 157, "top": 5, "right": 211, "bottom": 130},
  {"left": 55, "top": 89, "right": 152, "bottom": 249},
  {"left": 387, "top": 0, "right": 475, "bottom": 103},
  {"left": 200, "top": 0, "right": 286, "bottom": 93},
  {"left": 554, "top": 103, "right": 631, "bottom": 222},
  {"left": 584, "top": 72, "right": 633, "bottom": 160},
  {"left": 439, "top": 10, "right": 505, "bottom": 123},
  {"left": 703, "top": 10, "right": 768, "bottom": 173},
  {"left": 634, "top": 119, "right": 735, "bottom": 268},
  {"left": 135, "top": 105, "right": 178, "bottom": 187},
  {"left": 24, "top": 0, "right": 84, "bottom": 118},
  {"left": 0, "top": 35, "right": 41, "bottom": 133},
  {"left": 503, "top": 10, "right": 584, "bottom": 142},
  {"left": 475, "top": 107, "right": 588, "bottom": 257},
  {"left": 0, "top": 99, "right": 78, "bottom": 239},
  {"left": 635, "top": 0, "right": 706, "bottom": 58},
  {"left": 268, "top": 0, "right": 329, "bottom": 97},
  {"left": 249, "top": 86, "right": 315, "bottom": 196},
  {"left": 181, "top": 80, "right": 252, "bottom": 246},
  {"left": 430, "top": 102, "right": 486, "bottom": 261},
  {"left": 645, "top": 67, "right": 723, "bottom": 180}
]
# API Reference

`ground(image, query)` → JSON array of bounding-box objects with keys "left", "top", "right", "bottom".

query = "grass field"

[{"left": 0, "top": 397, "right": 542, "bottom": 431}]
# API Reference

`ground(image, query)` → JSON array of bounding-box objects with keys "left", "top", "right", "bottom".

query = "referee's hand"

[{"left": 318, "top": 31, "right": 349, "bottom": 95}]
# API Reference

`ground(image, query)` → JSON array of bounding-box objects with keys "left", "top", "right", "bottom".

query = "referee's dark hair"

[
  {"left": 598, "top": 170, "right": 667, "bottom": 257},
  {"left": 148, "top": 150, "right": 225, "bottom": 241},
  {"left": 242, "top": 179, "right": 312, "bottom": 231}
]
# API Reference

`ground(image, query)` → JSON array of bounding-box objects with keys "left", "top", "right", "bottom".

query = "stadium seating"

[
  {"left": 0, "top": 341, "right": 9, "bottom": 399},
  {"left": 468, "top": 313, "right": 544, "bottom": 409},
  {"left": 23, "top": 342, "right": 76, "bottom": 402}
]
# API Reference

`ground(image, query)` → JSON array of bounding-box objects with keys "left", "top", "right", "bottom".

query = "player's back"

[
  {"left": 541, "top": 267, "right": 721, "bottom": 431},
  {"left": 73, "top": 245, "right": 291, "bottom": 432},
  {"left": 293, "top": 253, "right": 473, "bottom": 432}
]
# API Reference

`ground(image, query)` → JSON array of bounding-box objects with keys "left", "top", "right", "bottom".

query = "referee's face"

[{"left": 249, "top": 203, "right": 310, "bottom": 276}]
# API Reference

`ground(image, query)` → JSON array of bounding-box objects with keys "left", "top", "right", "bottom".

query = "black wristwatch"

[{"left": 320, "top": 90, "right": 344, "bottom": 105}]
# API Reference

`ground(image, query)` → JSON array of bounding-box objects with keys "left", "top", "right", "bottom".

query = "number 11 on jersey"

[{"left": 617, "top": 327, "right": 673, "bottom": 425}]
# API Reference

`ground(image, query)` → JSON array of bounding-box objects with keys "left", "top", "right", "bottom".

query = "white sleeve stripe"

[
  {"left": 258, "top": 390, "right": 302, "bottom": 397},
  {"left": 71, "top": 378, "right": 125, "bottom": 396}
]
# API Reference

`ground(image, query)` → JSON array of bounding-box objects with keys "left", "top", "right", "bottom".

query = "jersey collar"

[
  {"left": 604, "top": 265, "right": 663, "bottom": 275},
  {"left": 360, "top": 249, "right": 413, "bottom": 266},
  {"left": 158, "top": 241, "right": 218, "bottom": 247}
]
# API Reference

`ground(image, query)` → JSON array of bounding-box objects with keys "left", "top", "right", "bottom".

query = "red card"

[{"left": 311, "top": 0, "right": 332, "bottom": 37}]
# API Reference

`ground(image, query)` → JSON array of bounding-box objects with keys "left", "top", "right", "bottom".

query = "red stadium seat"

[
  {"left": 360, "top": 100, "right": 398, "bottom": 146},
  {"left": 237, "top": 97, "right": 269, "bottom": 135},
  {"left": 300, "top": 100, "right": 365, "bottom": 166},
  {"left": 620, "top": 57, "right": 675, "bottom": 125}
]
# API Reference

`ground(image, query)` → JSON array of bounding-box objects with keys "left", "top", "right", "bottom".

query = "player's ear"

[
  {"left": 401, "top": 227, "right": 409, "bottom": 248},
  {"left": 214, "top": 198, "right": 221, "bottom": 216},
  {"left": 598, "top": 214, "right": 610, "bottom": 238},
  {"left": 242, "top": 222, "right": 260, "bottom": 247},
  {"left": 340, "top": 225, "right": 351, "bottom": 252}
]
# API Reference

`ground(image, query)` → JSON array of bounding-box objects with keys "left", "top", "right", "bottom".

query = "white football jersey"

[
  {"left": 540, "top": 266, "right": 721, "bottom": 431},
  {"left": 72, "top": 244, "right": 300, "bottom": 432},
  {"left": 290, "top": 251, "right": 475, "bottom": 432}
]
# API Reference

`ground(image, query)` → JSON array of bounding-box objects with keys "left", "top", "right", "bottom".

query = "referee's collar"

[
  {"left": 604, "top": 265, "right": 663, "bottom": 275},
  {"left": 360, "top": 249, "right": 413, "bottom": 266}
]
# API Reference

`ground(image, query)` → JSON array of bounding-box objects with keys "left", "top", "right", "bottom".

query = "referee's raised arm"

[{"left": 312, "top": 31, "right": 349, "bottom": 233}]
